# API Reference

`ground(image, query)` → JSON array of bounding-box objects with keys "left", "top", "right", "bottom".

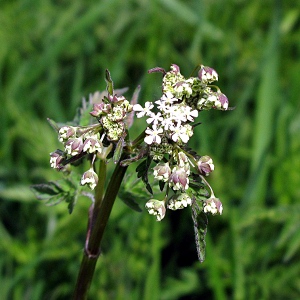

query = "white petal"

[{"left": 144, "top": 135, "right": 154, "bottom": 145}]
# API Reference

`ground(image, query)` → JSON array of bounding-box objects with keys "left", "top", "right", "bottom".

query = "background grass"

[{"left": 0, "top": 0, "right": 300, "bottom": 299}]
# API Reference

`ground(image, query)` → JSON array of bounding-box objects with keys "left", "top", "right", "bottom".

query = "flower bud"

[
  {"left": 81, "top": 168, "right": 98, "bottom": 190},
  {"left": 145, "top": 199, "right": 166, "bottom": 221},
  {"left": 167, "top": 193, "right": 192, "bottom": 210},
  {"left": 169, "top": 166, "right": 189, "bottom": 190},
  {"left": 198, "top": 65, "right": 218, "bottom": 83},
  {"left": 58, "top": 126, "right": 76, "bottom": 142},
  {"left": 90, "top": 103, "right": 111, "bottom": 117},
  {"left": 65, "top": 137, "right": 83, "bottom": 156},
  {"left": 82, "top": 135, "right": 103, "bottom": 154},
  {"left": 50, "top": 150, "right": 65, "bottom": 169},
  {"left": 108, "top": 94, "right": 126, "bottom": 103},
  {"left": 217, "top": 93, "right": 229, "bottom": 110},
  {"left": 203, "top": 197, "right": 223, "bottom": 215},
  {"left": 197, "top": 156, "right": 214, "bottom": 176},
  {"left": 153, "top": 162, "right": 171, "bottom": 182},
  {"left": 170, "top": 64, "right": 180, "bottom": 74}
]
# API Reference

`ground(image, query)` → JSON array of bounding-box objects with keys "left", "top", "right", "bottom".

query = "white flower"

[
  {"left": 169, "top": 124, "right": 190, "bottom": 143},
  {"left": 145, "top": 199, "right": 166, "bottom": 221},
  {"left": 203, "top": 197, "right": 223, "bottom": 215},
  {"left": 207, "top": 94, "right": 218, "bottom": 105},
  {"left": 82, "top": 135, "right": 103, "bottom": 154},
  {"left": 183, "top": 106, "right": 198, "bottom": 122},
  {"left": 146, "top": 112, "right": 163, "bottom": 125},
  {"left": 155, "top": 99, "right": 168, "bottom": 111},
  {"left": 160, "top": 92, "right": 178, "bottom": 105},
  {"left": 161, "top": 117, "right": 174, "bottom": 130},
  {"left": 144, "top": 125, "right": 164, "bottom": 145},
  {"left": 167, "top": 193, "right": 192, "bottom": 210},
  {"left": 133, "top": 102, "right": 154, "bottom": 118},
  {"left": 81, "top": 168, "right": 98, "bottom": 190}
]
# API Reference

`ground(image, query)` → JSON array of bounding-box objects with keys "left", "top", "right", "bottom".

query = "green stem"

[
  {"left": 72, "top": 158, "right": 128, "bottom": 299},
  {"left": 131, "top": 130, "right": 146, "bottom": 149}
]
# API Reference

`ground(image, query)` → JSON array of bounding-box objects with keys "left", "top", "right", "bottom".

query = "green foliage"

[
  {"left": 1, "top": 0, "right": 300, "bottom": 299},
  {"left": 191, "top": 201, "right": 208, "bottom": 263},
  {"left": 31, "top": 177, "right": 78, "bottom": 214}
]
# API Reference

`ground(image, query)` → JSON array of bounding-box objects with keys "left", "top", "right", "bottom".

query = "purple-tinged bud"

[
  {"left": 203, "top": 197, "right": 223, "bottom": 215},
  {"left": 65, "top": 137, "right": 83, "bottom": 156},
  {"left": 50, "top": 150, "right": 65, "bottom": 169},
  {"left": 197, "top": 156, "right": 214, "bottom": 176},
  {"left": 108, "top": 94, "right": 126, "bottom": 104},
  {"left": 198, "top": 65, "right": 218, "bottom": 83},
  {"left": 81, "top": 168, "right": 98, "bottom": 190},
  {"left": 90, "top": 102, "right": 111, "bottom": 117},
  {"left": 217, "top": 93, "right": 229, "bottom": 110},
  {"left": 82, "top": 135, "right": 103, "bottom": 154},
  {"left": 58, "top": 126, "right": 76, "bottom": 142},
  {"left": 153, "top": 162, "right": 171, "bottom": 182},
  {"left": 171, "top": 64, "right": 180, "bottom": 74},
  {"left": 145, "top": 199, "right": 166, "bottom": 221},
  {"left": 177, "top": 152, "right": 189, "bottom": 167},
  {"left": 169, "top": 166, "right": 189, "bottom": 190},
  {"left": 167, "top": 193, "right": 192, "bottom": 210}
]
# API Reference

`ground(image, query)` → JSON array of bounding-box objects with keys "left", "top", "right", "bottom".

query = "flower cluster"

[
  {"left": 90, "top": 94, "right": 133, "bottom": 141},
  {"left": 135, "top": 64, "right": 228, "bottom": 220},
  {"left": 49, "top": 92, "right": 133, "bottom": 190},
  {"left": 134, "top": 64, "right": 228, "bottom": 151}
]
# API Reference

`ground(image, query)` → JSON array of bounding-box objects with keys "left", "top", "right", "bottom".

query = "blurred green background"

[{"left": 0, "top": 0, "right": 300, "bottom": 299}]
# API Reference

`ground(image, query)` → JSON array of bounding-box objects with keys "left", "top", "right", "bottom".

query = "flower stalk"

[{"left": 73, "top": 157, "right": 128, "bottom": 299}]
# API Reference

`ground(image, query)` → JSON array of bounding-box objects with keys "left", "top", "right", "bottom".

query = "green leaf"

[
  {"left": 135, "top": 157, "right": 153, "bottom": 194},
  {"left": 65, "top": 192, "right": 78, "bottom": 214},
  {"left": 119, "top": 194, "right": 142, "bottom": 212},
  {"left": 43, "top": 192, "right": 68, "bottom": 206},
  {"left": 113, "top": 134, "right": 125, "bottom": 164},
  {"left": 47, "top": 118, "right": 60, "bottom": 132},
  {"left": 191, "top": 200, "right": 208, "bottom": 263},
  {"left": 105, "top": 69, "right": 114, "bottom": 96},
  {"left": 30, "top": 182, "right": 64, "bottom": 200},
  {"left": 31, "top": 178, "right": 77, "bottom": 213}
]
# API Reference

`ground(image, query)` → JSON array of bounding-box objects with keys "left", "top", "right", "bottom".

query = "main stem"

[{"left": 72, "top": 159, "right": 128, "bottom": 299}]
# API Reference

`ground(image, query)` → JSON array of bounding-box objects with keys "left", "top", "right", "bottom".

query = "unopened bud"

[
  {"left": 58, "top": 126, "right": 76, "bottom": 142},
  {"left": 198, "top": 65, "right": 218, "bottom": 83},
  {"left": 197, "top": 156, "right": 214, "bottom": 175},
  {"left": 145, "top": 199, "right": 166, "bottom": 221},
  {"left": 81, "top": 168, "right": 98, "bottom": 190},
  {"left": 203, "top": 197, "right": 223, "bottom": 215}
]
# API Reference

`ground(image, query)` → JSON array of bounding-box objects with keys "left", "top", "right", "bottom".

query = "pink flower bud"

[
  {"left": 217, "top": 93, "right": 229, "bottom": 110},
  {"left": 198, "top": 65, "right": 218, "bottom": 83},
  {"left": 203, "top": 197, "right": 223, "bottom": 215},
  {"left": 83, "top": 135, "right": 103, "bottom": 154},
  {"left": 58, "top": 126, "right": 76, "bottom": 142},
  {"left": 81, "top": 168, "right": 98, "bottom": 190},
  {"left": 153, "top": 162, "right": 171, "bottom": 182},
  {"left": 197, "top": 156, "right": 214, "bottom": 176},
  {"left": 169, "top": 166, "right": 189, "bottom": 190},
  {"left": 49, "top": 150, "right": 65, "bottom": 169},
  {"left": 65, "top": 137, "right": 83, "bottom": 156}
]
